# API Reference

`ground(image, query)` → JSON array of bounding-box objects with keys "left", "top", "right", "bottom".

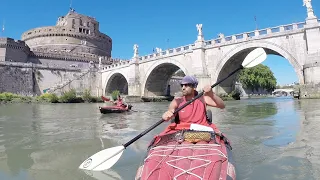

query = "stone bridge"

[
  {"left": 100, "top": 13, "right": 320, "bottom": 97},
  {"left": 272, "top": 89, "right": 295, "bottom": 94}
]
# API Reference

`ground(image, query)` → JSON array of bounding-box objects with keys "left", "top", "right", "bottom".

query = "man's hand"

[
  {"left": 162, "top": 109, "right": 175, "bottom": 121},
  {"left": 203, "top": 85, "right": 213, "bottom": 93}
]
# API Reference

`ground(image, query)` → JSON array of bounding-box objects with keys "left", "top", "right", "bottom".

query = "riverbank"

[
  {"left": 0, "top": 90, "right": 104, "bottom": 104},
  {"left": 0, "top": 91, "right": 260, "bottom": 104}
]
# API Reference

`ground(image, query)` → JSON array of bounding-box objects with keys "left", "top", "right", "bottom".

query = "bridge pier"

[
  {"left": 299, "top": 16, "right": 320, "bottom": 99},
  {"left": 195, "top": 75, "right": 212, "bottom": 92},
  {"left": 127, "top": 56, "right": 141, "bottom": 96}
]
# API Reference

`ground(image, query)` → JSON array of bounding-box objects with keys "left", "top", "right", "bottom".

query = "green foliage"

[
  {"left": 238, "top": 64, "right": 277, "bottom": 93},
  {"left": 0, "top": 92, "right": 21, "bottom": 102},
  {"left": 82, "top": 89, "right": 104, "bottom": 103},
  {"left": 82, "top": 89, "right": 92, "bottom": 102},
  {"left": 0, "top": 90, "right": 104, "bottom": 104},
  {"left": 60, "top": 89, "right": 83, "bottom": 103},
  {"left": 37, "top": 93, "right": 59, "bottom": 103},
  {"left": 111, "top": 90, "right": 120, "bottom": 101}
]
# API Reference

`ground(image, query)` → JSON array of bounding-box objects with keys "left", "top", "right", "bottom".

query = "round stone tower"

[{"left": 21, "top": 9, "right": 112, "bottom": 59}]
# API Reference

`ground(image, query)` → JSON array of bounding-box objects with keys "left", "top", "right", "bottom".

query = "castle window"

[
  {"left": 80, "top": 19, "right": 83, "bottom": 26},
  {"left": 87, "top": 22, "right": 90, "bottom": 27}
]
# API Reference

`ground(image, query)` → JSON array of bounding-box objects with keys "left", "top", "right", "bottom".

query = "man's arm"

[
  {"left": 203, "top": 85, "right": 225, "bottom": 109},
  {"left": 161, "top": 98, "right": 179, "bottom": 121}
]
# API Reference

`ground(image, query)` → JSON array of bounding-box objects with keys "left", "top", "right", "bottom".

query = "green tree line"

[{"left": 237, "top": 64, "right": 277, "bottom": 93}]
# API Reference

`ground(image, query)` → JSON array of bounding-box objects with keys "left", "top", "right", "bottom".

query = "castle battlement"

[
  {"left": 0, "top": 37, "right": 29, "bottom": 49},
  {"left": 21, "top": 25, "right": 111, "bottom": 43},
  {"left": 20, "top": 9, "right": 112, "bottom": 61}
]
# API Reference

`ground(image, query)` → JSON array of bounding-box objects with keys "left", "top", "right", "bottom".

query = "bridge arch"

[
  {"left": 142, "top": 59, "right": 188, "bottom": 97},
  {"left": 214, "top": 40, "right": 304, "bottom": 93},
  {"left": 104, "top": 71, "right": 129, "bottom": 95}
]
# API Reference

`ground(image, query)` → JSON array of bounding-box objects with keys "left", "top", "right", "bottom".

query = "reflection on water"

[{"left": 0, "top": 98, "right": 319, "bottom": 179}]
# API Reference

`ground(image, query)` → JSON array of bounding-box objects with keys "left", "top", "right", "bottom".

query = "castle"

[
  {"left": 0, "top": 9, "right": 122, "bottom": 96},
  {"left": 1, "top": 9, "right": 118, "bottom": 66}
]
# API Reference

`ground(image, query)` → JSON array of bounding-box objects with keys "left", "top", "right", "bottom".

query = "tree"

[{"left": 237, "top": 64, "right": 277, "bottom": 93}]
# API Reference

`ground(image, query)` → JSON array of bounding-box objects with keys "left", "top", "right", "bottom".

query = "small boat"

[
  {"left": 99, "top": 104, "right": 133, "bottom": 114},
  {"left": 135, "top": 111, "right": 236, "bottom": 180}
]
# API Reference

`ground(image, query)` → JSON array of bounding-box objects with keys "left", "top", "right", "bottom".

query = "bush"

[
  {"left": 111, "top": 90, "right": 120, "bottom": 101},
  {"left": 0, "top": 92, "right": 21, "bottom": 102},
  {"left": 60, "top": 89, "right": 83, "bottom": 103},
  {"left": 82, "top": 89, "right": 92, "bottom": 102},
  {"left": 37, "top": 93, "right": 59, "bottom": 103}
]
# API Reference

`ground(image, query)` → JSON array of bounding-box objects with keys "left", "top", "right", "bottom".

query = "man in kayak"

[
  {"left": 161, "top": 75, "right": 225, "bottom": 130},
  {"left": 114, "top": 94, "right": 128, "bottom": 109}
]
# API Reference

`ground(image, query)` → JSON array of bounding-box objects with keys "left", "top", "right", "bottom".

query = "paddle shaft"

[{"left": 123, "top": 65, "right": 244, "bottom": 148}]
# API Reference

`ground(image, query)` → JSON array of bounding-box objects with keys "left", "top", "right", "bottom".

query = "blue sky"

[{"left": 1, "top": 0, "right": 318, "bottom": 85}]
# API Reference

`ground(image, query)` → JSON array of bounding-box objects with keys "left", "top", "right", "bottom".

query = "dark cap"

[{"left": 180, "top": 75, "right": 198, "bottom": 88}]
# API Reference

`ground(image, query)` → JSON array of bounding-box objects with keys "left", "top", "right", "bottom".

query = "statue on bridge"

[
  {"left": 196, "top": 24, "right": 203, "bottom": 36},
  {"left": 303, "top": 0, "right": 316, "bottom": 18},
  {"left": 98, "top": 57, "right": 102, "bottom": 68},
  {"left": 155, "top": 47, "right": 162, "bottom": 53},
  {"left": 133, "top": 44, "right": 139, "bottom": 57}
]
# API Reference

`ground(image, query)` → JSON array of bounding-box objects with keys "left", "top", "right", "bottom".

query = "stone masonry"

[
  {"left": 0, "top": 9, "right": 126, "bottom": 96},
  {"left": 100, "top": 5, "right": 320, "bottom": 99}
]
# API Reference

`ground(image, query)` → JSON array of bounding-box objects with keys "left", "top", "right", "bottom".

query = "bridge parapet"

[
  {"left": 102, "top": 60, "right": 131, "bottom": 70},
  {"left": 101, "top": 19, "right": 320, "bottom": 72},
  {"left": 138, "top": 44, "right": 194, "bottom": 62},
  {"left": 102, "top": 43, "right": 194, "bottom": 71},
  {"left": 204, "top": 21, "right": 308, "bottom": 47}
]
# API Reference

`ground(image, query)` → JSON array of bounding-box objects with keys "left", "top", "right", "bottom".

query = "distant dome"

[{"left": 21, "top": 9, "right": 112, "bottom": 58}]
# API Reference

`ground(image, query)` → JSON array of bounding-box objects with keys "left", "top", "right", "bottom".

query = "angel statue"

[
  {"left": 133, "top": 44, "right": 139, "bottom": 57},
  {"left": 303, "top": 0, "right": 313, "bottom": 11},
  {"left": 196, "top": 24, "right": 203, "bottom": 36}
]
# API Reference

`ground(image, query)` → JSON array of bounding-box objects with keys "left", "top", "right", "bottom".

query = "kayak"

[
  {"left": 135, "top": 120, "right": 236, "bottom": 180},
  {"left": 99, "top": 104, "right": 133, "bottom": 114}
]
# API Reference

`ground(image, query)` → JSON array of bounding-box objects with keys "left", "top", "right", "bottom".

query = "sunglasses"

[{"left": 180, "top": 83, "right": 194, "bottom": 88}]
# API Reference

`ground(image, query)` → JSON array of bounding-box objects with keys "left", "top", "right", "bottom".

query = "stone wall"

[
  {"left": 0, "top": 37, "right": 30, "bottom": 62},
  {"left": 0, "top": 62, "right": 99, "bottom": 96},
  {"left": 50, "top": 69, "right": 99, "bottom": 96},
  {"left": 0, "top": 65, "right": 39, "bottom": 95},
  {"left": 297, "top": 84, "right": 320, "bottom": 99}
]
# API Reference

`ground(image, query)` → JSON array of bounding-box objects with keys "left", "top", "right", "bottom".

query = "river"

[{"left": 0, "top": 97, "right": 319, "bottom": 180}]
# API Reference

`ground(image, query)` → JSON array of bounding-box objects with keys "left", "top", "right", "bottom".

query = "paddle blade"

[
  {"left": 79, "top": 146, "right": 125, "bottom": 171},
  {"left": 101, "top": 96, "right": 110, "bottom": 101},
  {"left": 242, "top": 47, "right": 267, "bottom": 68}
]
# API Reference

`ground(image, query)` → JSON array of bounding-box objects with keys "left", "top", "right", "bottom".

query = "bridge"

[
  {"left": 99, "top": 8, "right": 320, "bottom": 97},
  {"left": 272, "top": 89, "right": 295, "bottom": 95}
]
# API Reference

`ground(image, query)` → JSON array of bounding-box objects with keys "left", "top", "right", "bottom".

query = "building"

[{"left": 1, "top": 9, "right": 117, "bottom": 68}]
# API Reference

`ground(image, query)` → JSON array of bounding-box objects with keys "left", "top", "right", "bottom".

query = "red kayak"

[
  {"left": 135, "top": 123, "right": 236, "bottom": 180},
  {"left": 99, "top": 104, "right": 133, "bottom": 114}
]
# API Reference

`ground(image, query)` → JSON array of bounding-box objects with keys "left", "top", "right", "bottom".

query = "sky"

[{"left": 1, "top": 0, "right": 319, "bottom": 86}]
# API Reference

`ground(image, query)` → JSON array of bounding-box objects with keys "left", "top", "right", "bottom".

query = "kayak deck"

[{"left": 135, "top": 130, "right": 236, "bottom": 180}]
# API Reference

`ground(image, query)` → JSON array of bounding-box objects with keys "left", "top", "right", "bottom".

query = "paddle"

[
  {"left": 101, "top": 96, "right": 110, "bottom": 102},
  {"left": 79, "top": 47, "right": 267, "bottom": 171}
]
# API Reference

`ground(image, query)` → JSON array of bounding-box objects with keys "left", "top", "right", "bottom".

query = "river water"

[{"left": 0, "top": 97, "right": 319, "bottom": 180}]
